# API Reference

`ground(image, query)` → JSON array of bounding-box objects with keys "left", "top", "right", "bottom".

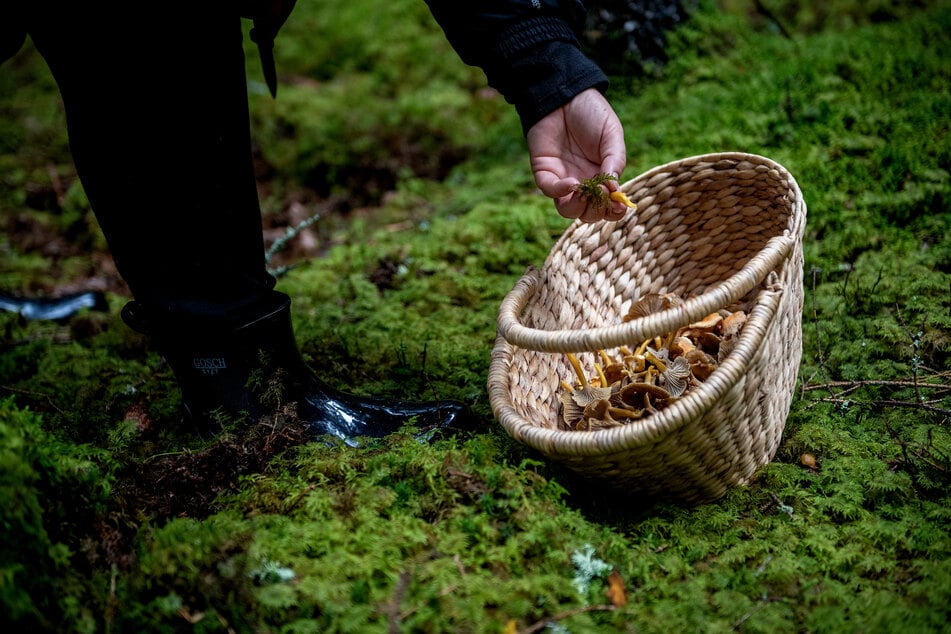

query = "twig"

[
  {"left": 519, "top": 604, "right": 616, "bottom": 634},
  {"left": 387, "top": 571, "right": 411, "bottom": 634},
  {"left": 927, "top": 427, "right": 950, "bottom": 464},
  {"left": 894, "top": 305, "right": 927, "bottom": 404},
  {"left": 396, "top": 551, "right": 465, "bottom": 621},
  {"left": 264, "top": 212, "right": 321, "bottom": 277},
  {"left": 802, "top": 378, "right": 951, "bottom": 393},
  {"left": 809, "top": 396, "right": 951, "bottom": 417},
  {"left": 0, "top": 384, "right": 66, "bottom": 415},
  {"left": 143, "top": 450, "right": 187, "bottom": 464},
  {"left": 803, "top": 267, "right": 837, "bottom": 400},
  {"left": 282, "top": 484, "right": 318, "bottom": 514},
  {"left": 752, "top": 0, "right": 794, "bottom": 40},
  {"left": 732, "top": 595, "right": 779, "bottom": 630},
  {"left": 398, "top": 583, "right": 461, "bottom": 621},
  {"left": 912, "top": 448, "right": 949, "bottom": 474}
]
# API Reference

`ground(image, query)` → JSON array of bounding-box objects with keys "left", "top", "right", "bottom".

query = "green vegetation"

[{"left": 1, "top": 1, "right": 949, "bottom": 631}]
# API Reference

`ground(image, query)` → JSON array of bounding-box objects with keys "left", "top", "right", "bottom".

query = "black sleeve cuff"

[{"left": 485, "top": 17, "right": 609, "bottom": 134}]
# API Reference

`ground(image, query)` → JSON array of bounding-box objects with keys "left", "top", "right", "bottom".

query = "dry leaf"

[
  {"left": 801, "top": 453, "right": 819, "bottom": 471},
  {"left": 605, "top": 569, "right": 627, "bottom": 607}
]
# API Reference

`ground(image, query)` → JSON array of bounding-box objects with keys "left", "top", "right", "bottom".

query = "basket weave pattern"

[{"left": 488, "top": 153, "right": 806, "bottom": 504}]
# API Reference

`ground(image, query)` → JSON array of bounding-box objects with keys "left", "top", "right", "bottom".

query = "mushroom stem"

[
  {"left": 645, "top": 349, "right": 668, "bottom": 373},
  {"left": 634, "top": 337, "right": 653, "bottom": 356},
  {"left": 566, "top": 353, "right": 589, "bottom": 388},
  {"left": 594, "top": 363, "right": 609, "bottom": 388},
  {"left": 663, "top": 330, "right": 677, "bottom": 351},
  {"left": 609, "top": 406, "right": 643, "bottom": 419}
]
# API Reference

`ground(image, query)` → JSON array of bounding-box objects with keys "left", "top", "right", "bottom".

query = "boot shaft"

[{"left": 122, "top": 292, "right": 305, "bottom": 428}]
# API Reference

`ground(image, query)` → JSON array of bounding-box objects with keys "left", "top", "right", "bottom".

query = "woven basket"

[{"left": 487, "top": 152, "right": 806, "bottom": 504}]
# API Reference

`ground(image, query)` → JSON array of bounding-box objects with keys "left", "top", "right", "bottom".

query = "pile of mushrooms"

[{"left": 559, "top": 293, "right": 747, "bottom": 431}]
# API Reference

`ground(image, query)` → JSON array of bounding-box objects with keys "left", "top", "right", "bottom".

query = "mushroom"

[
  {"left": 658, "top": 356, "right": 692, "bottom": 397},
  {"left": 669, "top": 335, "right": 695, "bottom": 358},
  {"left": 616, "top": 381, "right": 674, "bottom": 409},
  {"left": 685, "top": 349, "right": 718, "bottom": 382},
  {"left": 560, "top": 353, "right": 613, "bottom": 427},
  {"left": 688, "top": 312, "right": 723, "bottom": 330},
  {"left": 624, "top": 293, "right": 683, "bottom": 322}
]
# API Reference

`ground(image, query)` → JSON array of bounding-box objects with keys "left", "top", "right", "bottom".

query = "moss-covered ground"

[{"left": 1, "top": 1, "right": 950, "bottom": 631}]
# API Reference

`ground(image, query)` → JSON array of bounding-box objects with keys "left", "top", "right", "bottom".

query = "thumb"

[{"left": 534, "top": 172, "right": 579, "bottom": 199}]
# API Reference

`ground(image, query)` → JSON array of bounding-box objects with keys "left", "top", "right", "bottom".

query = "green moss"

[
  {"left": 0, "top": 398, "right": 117, "bottom": 631},
  {"left": 1, "top": 0, "right": 950, "bottom": 631}
]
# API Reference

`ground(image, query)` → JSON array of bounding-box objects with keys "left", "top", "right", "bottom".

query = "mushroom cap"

[
  {"left": 624, "top": 293, "right": 683, "bottom": 322},
  {"left": 685, "top": 349, "right": 718, "bottom": 381},
  {"left": 617, "top": 381, "right": 674, "bottom": 407},
  {"left": 658, "top": 356, "right": 692, "bottom": 397},
  {"left": 560, "top": 385, "right": 613, "bottom": 427},
  {"left": 719, "top": 310, "right": 747, "bottom": 338}
]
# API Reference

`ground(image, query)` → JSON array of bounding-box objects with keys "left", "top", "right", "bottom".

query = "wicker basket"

[{"left": 487, "top": 152, "right": 806, "bottom": 504}]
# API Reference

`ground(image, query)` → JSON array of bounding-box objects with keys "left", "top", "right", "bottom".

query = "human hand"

[{"left": 526, "top": 88, "right": 628, "bottom": 223}]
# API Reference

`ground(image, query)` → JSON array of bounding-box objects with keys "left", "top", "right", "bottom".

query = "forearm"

[{"left": 424, "top": 0, "right": 608, "bottom": 133}]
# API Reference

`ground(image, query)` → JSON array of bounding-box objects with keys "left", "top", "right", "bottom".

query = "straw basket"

[{"left": 487, "top": 152, "right": 806, "bottom": 504}]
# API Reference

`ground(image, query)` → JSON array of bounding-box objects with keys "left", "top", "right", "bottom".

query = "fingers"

[
  {"left": 529, "top": 87, "right": 630, "bottom": 224},
  {"left": 534, "top": 173, "right": 580, "bottom": 200},
  {"left": 601, "top": 150, "right": 626, "bottom": 182},
  {"left": 554, "top": 190, "right": 632, "bottom": 223}
]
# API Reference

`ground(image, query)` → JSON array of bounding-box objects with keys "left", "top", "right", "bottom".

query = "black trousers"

[{"left": 14, "top": 2, "right": 277, "bottom": 324}]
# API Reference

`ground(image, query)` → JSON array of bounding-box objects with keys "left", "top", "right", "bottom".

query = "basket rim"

[
  {"left": 496, "top": 151, "right": 806, "bottom": 353},
  {"left": 618, "top": 151, "right": 796, "bottom": 194},
  {"left": 497, "top": 235, "right": 792, "bottom": 353},
  {"left": 487, "top": 151, "right": 807, "bottom": 458}
]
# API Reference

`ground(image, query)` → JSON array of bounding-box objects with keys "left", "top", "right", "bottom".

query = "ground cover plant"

[{"left": 1, "top": 0, "right": 949, "bottom": 631}]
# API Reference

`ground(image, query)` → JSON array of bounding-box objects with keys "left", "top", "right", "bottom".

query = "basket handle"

[
  {"left": 497, "top": 234, "right": 795, "bottom": 353},
  {"left": 493, "top": 282, "right": 786, "bottom": 457}
]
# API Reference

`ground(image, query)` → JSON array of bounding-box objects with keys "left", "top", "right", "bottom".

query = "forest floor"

[{"left": 1, "top": 1, "right": 950, "bottom": 632}]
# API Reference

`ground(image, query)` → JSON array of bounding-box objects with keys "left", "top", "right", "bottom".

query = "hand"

[{"left": 527, "top": 88, "right": 628, "bottom": 223}]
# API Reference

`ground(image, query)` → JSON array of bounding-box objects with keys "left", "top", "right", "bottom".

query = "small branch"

[
  {"left": 803, "top": 267, "right": 837, "bottom": 400},
  {"left": 143, "top": 450, "right": 187, "bottom": 464},
  {"left": 927, "top": 427, "right": 950, "bottom": 463},
  {"left": 808, "top": 395, "right": 951, "bottom": 417},
  {"left": 0, "top": 384, "right": 66, "bottom": 415},
  {"left": 398, "top": 584, "right": 460, "bottom": 621},
  {"left": 282, "top": 484, "right": 318, "bottom": 514},
  {"left": 752, "top": 0, "right": 794, "bottom": 40},
  {"left": 387, "top": 571, "right": 411, "bottom": 634},
  {"left": 264, "top": 212, "right": 321, "bottom": 277},
  {"left": 519, "top": 604, "right": 616, "bottom": 634},
  {"left": 732, "top": 595, "right": 780, "bottom": 631},
  {"left": 802, "top": 379, "right": 951, "bottom": 393},
  {"left": 912, "top": 449, "right": 949, "bottom": 474}
]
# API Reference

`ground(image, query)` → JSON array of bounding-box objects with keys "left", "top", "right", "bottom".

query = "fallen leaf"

[{"left": 605, "top": 569, "right": 627, "bottom": 607}]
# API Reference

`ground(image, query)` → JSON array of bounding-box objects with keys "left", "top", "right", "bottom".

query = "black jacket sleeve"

[{"left": 424, "top": 0, "right": 608, "bottom": 134}]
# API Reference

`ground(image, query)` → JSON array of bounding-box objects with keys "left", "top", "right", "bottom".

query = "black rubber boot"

[{"left": 122, "top": 292, "right": 474, "bottom": 444}]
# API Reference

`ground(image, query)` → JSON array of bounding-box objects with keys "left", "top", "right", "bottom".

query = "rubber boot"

[{"left": 122, "top": 292, "right": 474, "bottom": 444}]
